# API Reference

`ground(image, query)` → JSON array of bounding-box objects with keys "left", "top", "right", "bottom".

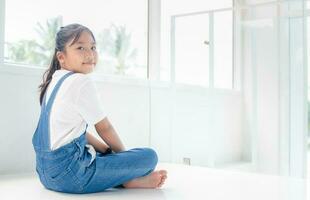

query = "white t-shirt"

[{"left": 44, "top": 69, "right": 107, "bottom": 152}]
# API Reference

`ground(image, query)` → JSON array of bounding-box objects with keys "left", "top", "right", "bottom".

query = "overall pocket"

[
  {"left": 45, "top": 155, "right": 73, "bottom": 180},
  {"left": 44, "top": 154, "right": 83, "bottom": 193}
]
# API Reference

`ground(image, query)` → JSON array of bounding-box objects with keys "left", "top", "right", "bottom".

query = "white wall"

[
  {"left": 150, "top": 84, "right": 244, "bottom": 166},
  {"left": 90, "top": 80, "right": 151, "bottom": 150},
  {"left": 169, "top": 87, "right": 243, "bottom": 167},
  {"left": 0, "top": 67, "right": 41, "bottom": 174},
  {"left": 0, "top": 65, "right": 244, "bottom": 174}
]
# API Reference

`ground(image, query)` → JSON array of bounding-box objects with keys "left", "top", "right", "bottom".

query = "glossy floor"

[{"left": 0, "top": 163, "right": 309, "bottom": 200}]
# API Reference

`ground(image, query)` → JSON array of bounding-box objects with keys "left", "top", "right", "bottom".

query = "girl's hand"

[{"left": 86, "top": 132, "right": 110, "bottom": 154}]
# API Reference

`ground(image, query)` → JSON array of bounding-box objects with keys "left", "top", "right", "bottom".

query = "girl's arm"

[
  {"left": 86, "top": 132, "right": 110, "bottom": 153},
  {"left": 94, "top": 117, "right": 126, "bottom": 153}
]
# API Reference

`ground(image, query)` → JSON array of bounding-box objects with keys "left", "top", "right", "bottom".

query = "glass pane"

[
  {"left": 4, "top": 0, "right": 148, "bottom": 79},
  {"left": 160, "top": 0, "right": 233, "bottom": 82},
  {"left": 213, "top": 10, "right": 233, "bottom": 89},
  {"left": 174, "top": 13, "right": 209, "bottom": 86}
]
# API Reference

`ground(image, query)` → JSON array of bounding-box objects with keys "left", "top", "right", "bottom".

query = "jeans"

[{"left": 35, "top": 133, "right": 158, "bottom": 193}]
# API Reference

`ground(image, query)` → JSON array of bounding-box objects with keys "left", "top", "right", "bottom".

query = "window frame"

[
  {"left": 170, "top": 7, "right": 237, "bottom": 90},
  {"left": 0, "top": 0, "right": 160, "bottom": 82}
]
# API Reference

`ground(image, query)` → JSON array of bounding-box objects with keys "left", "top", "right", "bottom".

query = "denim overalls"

[{"left": 32, "top": 71, "right": 158, "bottom": 194}]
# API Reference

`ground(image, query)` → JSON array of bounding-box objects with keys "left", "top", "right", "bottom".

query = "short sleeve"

[{"left": 75, "top": 79, "right": 107, "bottom": 125}]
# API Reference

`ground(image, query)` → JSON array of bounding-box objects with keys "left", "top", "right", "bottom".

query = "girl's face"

[{"left": 57, "top": 31, "right": 98, "bottom": 74}]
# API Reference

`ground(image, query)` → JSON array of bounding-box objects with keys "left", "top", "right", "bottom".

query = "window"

[
  {"left": 171, "top": 9, "right": 233, "bottom": 88},
  {"left": 4, "top": 0, "right": 148, "bottom": 79},
  {"left": 174, "top": 13, "right": 210, "bottom": 86},
  {"left": 213, "top": 10, "right": 233, "bottom": 89},
  {"left": 161, "top": 0, "right": 234, "bottom": 89}
]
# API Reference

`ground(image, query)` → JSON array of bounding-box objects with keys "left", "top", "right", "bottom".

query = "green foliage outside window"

[{"left": 6, "top": 18, "right": 141, "bottom": 76}]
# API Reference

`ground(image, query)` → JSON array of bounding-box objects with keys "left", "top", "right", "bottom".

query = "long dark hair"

[{"left": 38, "top": 24, "right": 96, "bottom": 105}]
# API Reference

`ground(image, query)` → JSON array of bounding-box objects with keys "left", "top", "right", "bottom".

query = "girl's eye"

[
  {"left": 91, "top": 46, "right": 97, "bottom": 51},
  {"left": 77, "top": 47, "right": 85, "bottom": 50}
]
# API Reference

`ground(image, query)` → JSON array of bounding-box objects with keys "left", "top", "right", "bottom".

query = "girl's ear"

[{"left": 56, "top": 51, "right": 65, "bottom": 64}]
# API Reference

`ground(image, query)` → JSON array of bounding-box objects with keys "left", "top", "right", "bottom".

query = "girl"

[{"left": 32, "top": 23, "right": 167, "bottom": 194}]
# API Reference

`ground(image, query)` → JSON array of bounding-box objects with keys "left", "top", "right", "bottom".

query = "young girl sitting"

[{"left": 32, "top": 23, "right": 167, "bottom": 194}]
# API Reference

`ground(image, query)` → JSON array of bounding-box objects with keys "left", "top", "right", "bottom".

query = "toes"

[
  {"left": 158, "top": 180, "right": 165, "bottom": 188},
  {"left": 157, "top": 175, "right": 167, "bottom": 188},
  {"left": 161, "top": 175, "right": 167, "bottom": 180},
  {"left": 152, "top": 170, "right": 167, "bottom": 188},
  {"left": 159, "top": 170, "right": 167, "bottom": 176}
]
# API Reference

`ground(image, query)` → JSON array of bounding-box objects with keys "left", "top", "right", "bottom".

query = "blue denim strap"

[
  {"left": 43, "top": 71, "right": 75, "bottom": 112},
  {"left": 40, "top": 71, "right": 75, "bottom": 150}
]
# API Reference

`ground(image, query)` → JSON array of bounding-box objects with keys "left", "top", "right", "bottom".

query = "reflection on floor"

[
  {"left": 0, "top": 163, "right": 309, "bottom": 200},
  {"left": 308, "top": 148, "right": 310, "bottom": 179},
  {"left": 308, "top": 137, "right": 310, "bottom": 178}
]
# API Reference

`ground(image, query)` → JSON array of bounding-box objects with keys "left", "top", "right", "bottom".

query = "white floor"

[
  {"left": 0, "top": 163, "right": 309, "bottom": 200},
  {"left": 308, "top": 150, "right": 310, "bottom": 178}
]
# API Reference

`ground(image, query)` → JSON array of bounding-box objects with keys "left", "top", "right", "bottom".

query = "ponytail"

[{"left": 38, "top": 50, "right": 60, "bottom": 105}]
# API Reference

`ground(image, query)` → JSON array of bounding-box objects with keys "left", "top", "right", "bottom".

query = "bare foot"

[
  {"left": 123, "top": 170, "right": 167, "bottom": 189},
  {"left": 158, "top": 173, "right": 167, "bottom": 188}
]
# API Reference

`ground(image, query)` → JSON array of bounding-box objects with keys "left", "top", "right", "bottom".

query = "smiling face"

[{"left": 57, "top": 30, "right": 98, "bottom": 74}]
